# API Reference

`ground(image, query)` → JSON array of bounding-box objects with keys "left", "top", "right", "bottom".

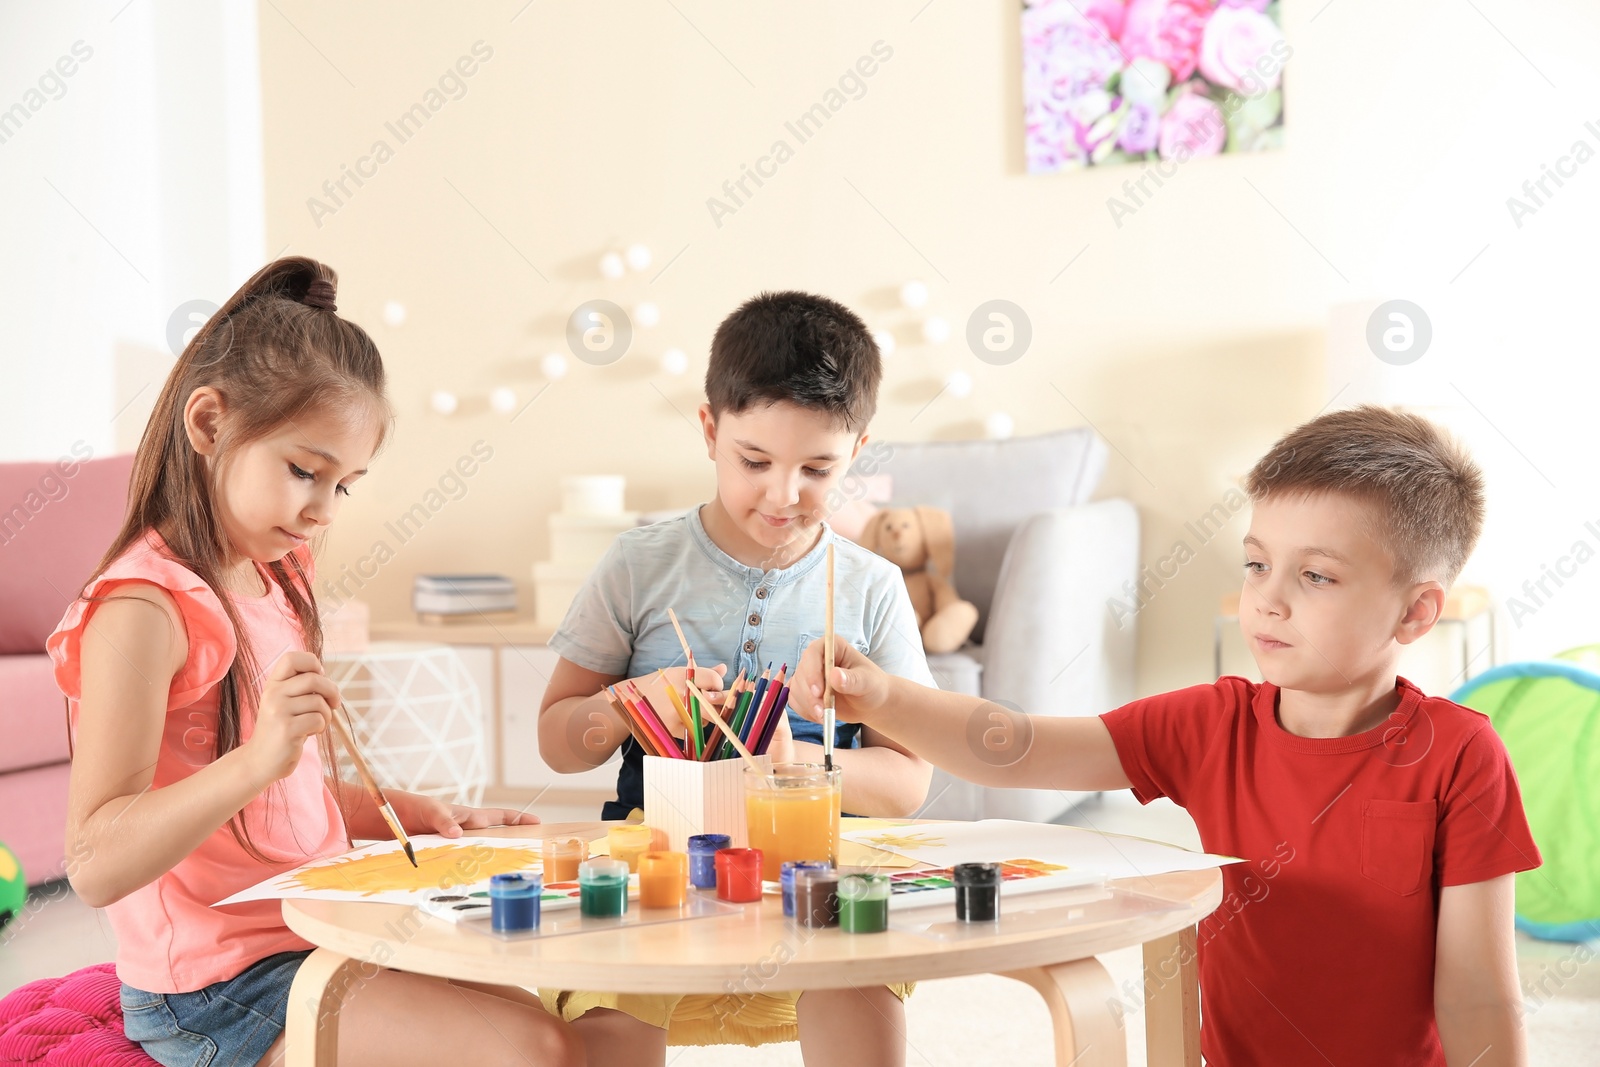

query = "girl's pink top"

[{"left": 47, "top": 530, "right": 348, "bottom": 993}]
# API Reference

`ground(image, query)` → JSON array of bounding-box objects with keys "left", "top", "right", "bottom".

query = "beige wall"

[{"left": 260, "top": 1, "right": 1392, "bottom": 698}]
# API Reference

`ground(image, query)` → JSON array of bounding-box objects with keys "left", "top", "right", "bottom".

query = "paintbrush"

[
  {"left": 330, "top": 711, "right": 417, "bottom": 867},
  {"left": 823, "top": 542, "right": 836, "bottom": 773}
]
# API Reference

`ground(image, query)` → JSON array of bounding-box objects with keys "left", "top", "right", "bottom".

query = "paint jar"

[
  {"left": 638, "top": 851, "right": 689, "bottom": 909},
  {"left": 780, "top": 860, "right": 832, "bottom": 918},
  {"left": 687, "top": 834, "right": 731, "bottom": 889},
  {"left": 489, "top": 872, "right": 542, "bottom": 933},
  {"left": 715, "top": 848, "right": 764, "bottom": 903},
  {"left": 793, "top": 869, "right": 840, "bottom": 929},
  {"left": 744, "top": 763, "right": 842, "bottom": 881},
  {"left": 838, "top": 872, "right": 890, "bottom": 934},
  {"left": 607, "top": 825, "right": 653, "bottom": 872},
  {"left": 953, "top": 862, "right": 1001, "bottom": 923},
  {"left": 541, "top": 837, "right": 587, "bottom": 883},
  {"left": 578, "top": 858, "right": 629, "bottom": 917}
]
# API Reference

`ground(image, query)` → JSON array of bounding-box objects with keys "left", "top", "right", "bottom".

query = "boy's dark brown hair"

[
  {"left": 705, "top": 291, "right": 881, "bottom": 432},
  {"left": 1244, "top": 404, "right": 1485, "bottom": 587}
]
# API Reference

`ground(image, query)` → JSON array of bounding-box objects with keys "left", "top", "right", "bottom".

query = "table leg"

[
  {"left": 1142, "top": 926, "right": 1200, "bottom": 1067},
  {"left": 1001, "top": 958, "right": 1126, "bottom": 1067},
  {"left": 286, "top": 948, "right": 357, "bottom": 1067}
]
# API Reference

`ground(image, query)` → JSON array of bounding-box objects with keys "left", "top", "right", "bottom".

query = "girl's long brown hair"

[{"left": 86, "top": 256, "right": 390, "bottom": 859}]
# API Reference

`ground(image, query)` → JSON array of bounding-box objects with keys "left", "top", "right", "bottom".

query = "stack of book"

[{"left": 412, "top": 574, "right": 516, "bottom": 622}]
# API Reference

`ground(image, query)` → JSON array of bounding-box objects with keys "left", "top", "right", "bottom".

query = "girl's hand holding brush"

[{"left": 243, "top": 651, "right": 340, "bottom": 786}]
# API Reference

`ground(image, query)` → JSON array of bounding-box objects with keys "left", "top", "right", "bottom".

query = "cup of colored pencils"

[{"left": 601, "top": 665, "right": 794, "bottom": 764}]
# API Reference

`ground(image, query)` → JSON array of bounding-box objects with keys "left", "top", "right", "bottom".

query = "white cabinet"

[
  {"left": 366, "top": 619, "right": 621, "bottom": 800},
  {"left": 498, "top": 645, "right": 622, "bottom": 792}
]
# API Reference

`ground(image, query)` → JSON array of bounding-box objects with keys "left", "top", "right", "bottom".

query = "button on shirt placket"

[{"left": 740, "top": 583, "right": 769, "bottom": 670}]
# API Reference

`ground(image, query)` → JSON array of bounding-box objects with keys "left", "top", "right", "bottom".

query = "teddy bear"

[{"left": 856, "top": 506, "right": 979, "bottom": 655}]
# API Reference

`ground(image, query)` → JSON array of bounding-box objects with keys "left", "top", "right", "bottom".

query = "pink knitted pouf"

[{"left": 0, "top": 964, "right": 158, "bottom": 1066}]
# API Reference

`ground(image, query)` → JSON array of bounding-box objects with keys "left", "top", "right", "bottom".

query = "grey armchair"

[{"left": 856, "top": 428, "right": 1140, "bottom": 824}]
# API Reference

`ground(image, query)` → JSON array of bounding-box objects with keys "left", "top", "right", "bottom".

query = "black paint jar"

[{"left": 953, "top": 862, "right": 1001, "bottom": 922}]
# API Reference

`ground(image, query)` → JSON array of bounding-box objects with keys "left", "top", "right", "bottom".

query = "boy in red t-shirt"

[{"left": 793, "top": 405, "right": 1539, "bottom": 1066}]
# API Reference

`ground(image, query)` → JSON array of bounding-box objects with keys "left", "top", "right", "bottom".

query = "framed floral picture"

[{"left": 1022, "top": 0, "right": 1287, "bottom": 174}]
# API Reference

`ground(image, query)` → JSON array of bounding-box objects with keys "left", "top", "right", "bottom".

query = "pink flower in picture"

[
  {"left": 1120, "top": 0, "right": 1212, "bottom": 82},
  {"left": 1157, "top": 89, "right": 1227, "bottom": 160},
  {"left": 1200, "top": 4, "right": 1287, "bottom": 94},
  {"left": 1118, "top": 101, "right": 1162, "bottom": 154},
  {"left": 1020, "top": 0, "right": 1286, "bottom": 172},
  {"left": 1023, "top": 0, "right": 1126, "bottom": 107}
]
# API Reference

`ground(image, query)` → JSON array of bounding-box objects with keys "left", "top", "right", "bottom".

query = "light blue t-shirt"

[{"left": 549, "top": 505, "right": 936, "bottom": 815}]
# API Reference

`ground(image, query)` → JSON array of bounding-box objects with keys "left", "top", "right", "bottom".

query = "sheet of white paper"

[
  {"left": 212, "top": 836, "right": 545, "bottom": 908},
  {"left": 839, "top": 820, "right": 1240, "bottom": 881}
]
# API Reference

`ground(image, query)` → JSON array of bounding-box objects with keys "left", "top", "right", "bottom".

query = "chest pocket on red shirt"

[{"left": 1360, "top": 799, "right": 1438, "bottom": 896}]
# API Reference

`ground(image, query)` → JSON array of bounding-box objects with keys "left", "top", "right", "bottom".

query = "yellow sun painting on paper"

[
  {"left": 285, "top": 843, "right": 544, "bottom": 897},
  {"left": 857, "top": 831, "right": 946, "bottom": 850}
]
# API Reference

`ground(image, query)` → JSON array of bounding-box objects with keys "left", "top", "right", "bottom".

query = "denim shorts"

[{"left": 119, "top": 950, "right": 313, "bottom": 1067}]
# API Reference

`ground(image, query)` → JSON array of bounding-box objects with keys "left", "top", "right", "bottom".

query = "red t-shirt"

[{"left": 1101, "top": 676, "right": 1540, "bottom": 1066}]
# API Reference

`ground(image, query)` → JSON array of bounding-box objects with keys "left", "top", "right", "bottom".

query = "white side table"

[{"left": 324, "top": 641, "right": 488, "bottom": 807}]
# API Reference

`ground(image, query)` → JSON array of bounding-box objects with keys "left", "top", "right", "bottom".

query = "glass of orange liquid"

[{"left": 743, "top": 763, "right": 842, "bottom": 882}]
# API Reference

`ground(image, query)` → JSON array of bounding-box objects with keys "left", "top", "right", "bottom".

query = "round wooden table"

[{"left": 283, "top": 822, "right": 1221, "bottom": 1067}]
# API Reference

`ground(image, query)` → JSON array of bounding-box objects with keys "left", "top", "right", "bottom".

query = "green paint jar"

[
  {"left": 579, "top": 858, "right": 629, "bottom": 917},
  {"left": 838, "top": 872, "right": 890, "bottom": 934}
]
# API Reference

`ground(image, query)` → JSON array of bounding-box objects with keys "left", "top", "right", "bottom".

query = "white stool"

[{"left": 324, "top": 641, "right": 488, "bottom": 807}]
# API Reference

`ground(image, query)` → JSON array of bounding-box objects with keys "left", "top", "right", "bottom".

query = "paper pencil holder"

[{"left": 643, "top": 754, "right": 771, "bottom": 852}]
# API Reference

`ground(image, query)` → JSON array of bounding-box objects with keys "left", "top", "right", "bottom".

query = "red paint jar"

[{"left": 715, "top": 848, "right": 764, "bottom": 903}]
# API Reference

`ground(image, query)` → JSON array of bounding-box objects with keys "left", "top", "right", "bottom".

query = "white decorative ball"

[
  {"left": 900, "top": 280, "right": 929, "bottom": 309},
  {"left": 873, "top": 329, "right": 896, "bottom": 357},
  {"left": 660, "top": 347, "right": 689, "bottom": 376},
  {"left": 599, "top": 252, "right": 625, "bottom": 279},
  {"left": 625, "top": 243, "right": 653, "bottom": 271},
  {"left": 540, "top": 352, "right": 569, "bottom": 380},
  {"left": 922, "top": 316, "right": 952, "bottom": 344},
  {"left": 430, "top": 390, "right": 458, "bottom": 416},
  {"left": 984, "top": 411, "right": 1015, "bottom": 439},
  {"left": 634, "top": 301, "right": 661, "bottom": 328},
  {"left": 382, "top": 300, "right": 407, "bottom": 327},
  {"left": 945, "top": 370, "right": 973, "bottom": 399},
  {"left": 490, "top": 387, "right": 518, "bottom": 415}
]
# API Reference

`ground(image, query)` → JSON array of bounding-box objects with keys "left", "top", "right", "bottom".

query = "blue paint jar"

[
  {"left": 780, "top": 860, "right": 832, "bottom": 917},
  {"left": 687, "top": 834, "right": 731, "bottom": 889},
  {"left": 489, "top": 872, "right": 542, "bottom": 933}
]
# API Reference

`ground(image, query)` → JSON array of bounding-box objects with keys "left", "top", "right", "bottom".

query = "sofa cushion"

[
  {"left": 0, "top": 454, "right": 134, "bottom": 655},
  {"left": 0, "top": 654, "right": 70, "bottom": 772},
  {"left": 860, "top": 429, "right": 1107, "bottom": 643},
  {"left": 0, "top": 763, "right": 71, "bottom": 885}
]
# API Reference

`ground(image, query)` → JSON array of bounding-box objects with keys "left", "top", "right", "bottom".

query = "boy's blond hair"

[{"left": 1244, "top": 405, "right": 1485, "bottom": 587}]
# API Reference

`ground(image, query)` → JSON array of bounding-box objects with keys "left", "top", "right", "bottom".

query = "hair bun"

[{"left": 302, "top": 278, "right": 338, "bottom": 312}]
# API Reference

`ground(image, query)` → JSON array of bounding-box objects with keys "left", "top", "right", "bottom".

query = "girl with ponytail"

[{"left": 47, "top": 258, "right": 580, "bottom": 1067}]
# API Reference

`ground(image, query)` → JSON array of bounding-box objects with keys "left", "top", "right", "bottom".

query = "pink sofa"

[{"left": 0, "top": 453, "right": 133, "bottom": 886}]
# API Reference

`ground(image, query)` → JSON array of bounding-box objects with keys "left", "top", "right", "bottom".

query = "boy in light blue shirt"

[{"left": 538, "top": 291, "right": 933, "bottom": 1064}]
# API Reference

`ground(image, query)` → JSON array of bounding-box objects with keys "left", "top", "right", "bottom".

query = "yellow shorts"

[{"left": 538, "top": 985, "right": 916, "bottom": 1047}]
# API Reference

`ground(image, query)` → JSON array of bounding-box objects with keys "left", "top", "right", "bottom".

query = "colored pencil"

[
  {"left": 823, "top": 542, "right": 837, "bottom": 773},
  {"left": 656, "top": 669, "right": 699, "bottom": 757},
  {"left": 684, "top": 679, "right": 762, "bottom": 772},
  {"left": 743, "top": 663, "right": 787, "bottom": 756},
  {"left": 754, "top": 685, "right": 791, "bottom": 757},
  {"left": 600, "top": 688, "right": 650, "bottom": 754},
  {"left": 626, "top": 682, "right": 686, "bottom": 759},
  {"left": 741, "top": 665, "right": 773, "bottom": 745},
  {"left": 606, "top": 686, "right": 661, "bottom": 757}
]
